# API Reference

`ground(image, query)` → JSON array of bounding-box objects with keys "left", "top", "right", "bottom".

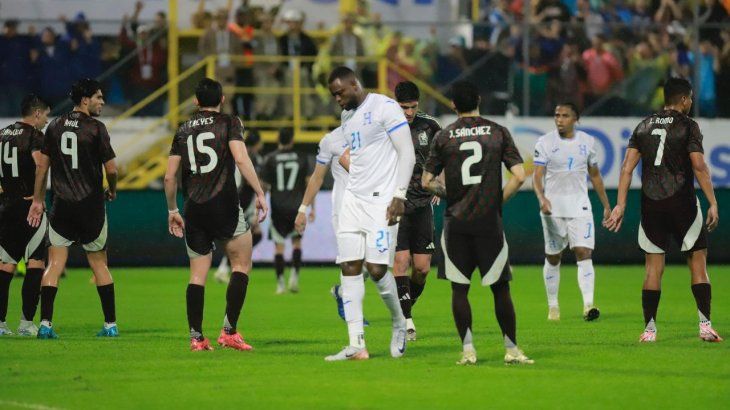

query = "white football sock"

[
  {"left": 217, "top": 256, "right": 229, "bottom": 272},
  {"left": 341, "top": 273, "right": 365, "bottom": 348},
  {"left": 373, "top": 271, "right": 406, "bottom": 327},
  {"left": 543, "top": 259, "right": 560, "bottom": 308},
  {"left": 577, "top": 259, "right": 595, "bottom": 307}
]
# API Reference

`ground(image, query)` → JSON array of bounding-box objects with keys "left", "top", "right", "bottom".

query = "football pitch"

[{"left": 1, "top": 265, "right": 728, "bottom": 409}]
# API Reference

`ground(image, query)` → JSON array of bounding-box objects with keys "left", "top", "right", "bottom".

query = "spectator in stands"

[
  {"left": 547, "top": 42, "right": 586, "bottom": 112},
  {"left": 581, "top": 34, "right": 623, "bottom": 112},
  {"left": 330, "top": 14, "right": 364, "bottom": 72},
  {"left": 537, "top": 19, "right": 566, "bottom": 68},
  {"left": 32, "top": 27, "right": 73, "bottom": 109},
  {"left": 278, "top": 9, "right": 318, "bottom": 118},
  {"left": 698, "top": 0, "right": 729, "bottom": 45},
  {"left": 654, "top": 0, "right": 684, "bottom": 24},
  {"left": 0, "top": 20, "right": 32, "bottom": 116},
  {"left": 690, "top": 39, "right": 720, "bottom": 117},
  {"left": 535, "top": 0, "right": 572, "bottom": 22},
  {"left": 436, "top": 36, "right": 467, "bottom": 89},
  {"left": 228, "top": 7, "right": 255, "bottom": 119},
  {"left": 199, "top": 9, "right": 241, "bottom": 113},
  {"left": 63, "top": 15, "right": 102, "bottom": 82},
  {"left": 252, "top": 14, "right": 281, "bottom": 119},
  {"left": 716, "top": 29, "right": 730, "bottom": 117},
  {"left": 119, "top": 15, "right": 167, "bottom": 116},
  {"left": 487, "top": 0, "right": 513, "bottom": 47},
  {"left": 573, "top": 0, "right": 604, "bottom": 42},
  {"left": 468, "top": 36, "right": 511, "bottom": 115}
]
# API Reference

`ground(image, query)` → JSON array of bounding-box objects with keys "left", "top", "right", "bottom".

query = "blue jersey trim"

[
  {"left": 316, "top": 159, "right": 328, "bottom": 165},
  {"left": 387, "top": 121, "right": 408, "bottom": 134},
  {"left": 533, "top": 161, "right": 547, "bottom": 166}
]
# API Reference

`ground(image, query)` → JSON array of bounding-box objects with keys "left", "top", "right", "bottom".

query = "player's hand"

[
  {"left": 602, "top": 207, "right": 611, "bottom": 227},
  {"left": 105, "top": 189, "right": 117, "bottom": 201},
  {"left": 706, "top": 204, "right": 719, "bottom": 232},
  {"left": 539, "top": 197, "right": 552, "bottom": 215},
  {"left": 168, "top": 212, "right": 185, "bottom": 238},
  {"left": 27, "top": 201, "right": 45, "bottom": 228},
  {"left": 386, "top": 198, "right": 405, "bottom": 226},
  {"left": 295, "top": 211, "right": 307, "bottom": 234},
  {"left": 606, "top": 205, "right": 625, "bottom": 233},
  {"left": 308, "top": 209, "right": 316, "bottom": 223},
  {"left": 255, "top": 193, "right": 268, "bottom": 223},
  {"left": 431, "top": 196, "right": 441, "bottom": 206}
]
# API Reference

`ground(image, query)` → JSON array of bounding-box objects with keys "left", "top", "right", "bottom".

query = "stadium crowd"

[{"left": 1, "top": 0, "right": 730, "bottom": 118}]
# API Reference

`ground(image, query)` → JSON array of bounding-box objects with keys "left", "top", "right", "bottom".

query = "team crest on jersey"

[{"left": 418, "top": 131, "right": 428, "bottom": 146}]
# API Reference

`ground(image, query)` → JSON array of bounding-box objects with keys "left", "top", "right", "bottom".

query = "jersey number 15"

[{"left": 186, "top": 132, "right": 218, "bottom": 174}]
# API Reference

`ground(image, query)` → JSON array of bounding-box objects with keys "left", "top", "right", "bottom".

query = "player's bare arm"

[
  {"left": 503, "top": 164, "right": 526, "bottom": 203},
  {"left": 690, "top": 152, "right": 719, "bottom": 232},
  {"left": 421, "top": 170, "right": 446, "bottom": 198},
  {"left": 296, "top": 164, "right": 328, "bottom": 234},
  {"left": 163, "top": 155, "right": 185, "bottom": 238},
  {"left": 230, "top": 139, "right": 268, "bottom": 223},
  {"left": 305, "top": 175, "right": 316, "bottom": 223},
  {"left": 588, "top": 165, "right": 611, "bottom": 224},
  {"left": 338, "top": 147, "right": 350, "bottom": 172},
  {"left": 386, "top": 121, "right": 416, "bottom": 225},
  {"left": 607, "top": 148, "right": 641, "bottom": 232},
  {"left": 532, "top": 164, "right": 551, "bottom": 215},
  {"left": 25, "top": 151, "right": 48, "bottom": 201},
  {"left": 26, "top": 151, "right": 50, "bottom": 228},
  {"left": 104, "top": 159, "right": 118, "bottom": 201}
]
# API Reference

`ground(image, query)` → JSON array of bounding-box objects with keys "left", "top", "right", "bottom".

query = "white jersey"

[
  {"left": 340, "top": 93, "right": 408, "bottom": 204},
  {"left": 534, "top": 130, "right": 598, "bottom": 218},
  {"left": 316, "top": 127, "right": 349, "bottom": 212}
]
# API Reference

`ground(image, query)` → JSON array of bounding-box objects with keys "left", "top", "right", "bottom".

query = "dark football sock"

[
  {"left": 642, "top": 289, "right": 661, "bottom": 327},
  {"left": 21, "top": 268, "right": 43, "bottom": 321},
  {"left": 410, "top": 278, "right": 425, "bottom": 307},
  {"left": 186, "top": 284, "right": 205, "bottom": 340},
  {"left": 451, "top": 282, "right": 472, "bottom": 345},
  {"left": 224, "top": 272, "right": 249, "bottom": 334},
  {"left": 40, "top": 285, "right": 58, "bottom": 323},
  {"left": 252, "top": 232, "right": 263, "bottom": 247},
  {"left": 0, "top": 271, "right": 12, "bottom": 322},
  {"left": 491, "top": 281, "right": 517, "bottom": 347},
  {"left": 292, "top": 249, "right": 302, "bottom": 274},
  {"left": 96, "top": 284, "right": 116, "bottom": 323},
  {"left": 395, "top": 275, "right": 412, "bottom": 319},
  {"left": 274, "top": 254, "right": 285, "bottom": 279},
  {"left": 691, "top": 283, "right": 711, "bottom": 322}
]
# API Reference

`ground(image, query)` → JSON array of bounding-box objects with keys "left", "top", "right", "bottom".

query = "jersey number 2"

[
  {"left": 460, "top": 141, "right": 482, "bottom": 185},
  {"left": 652, "top": 129, "right": 667, "bottom": 166},
  {"left": 186, "top": 132, "right": 218, "bottom": 174},
  {"left": 0, "top": 142, "right": 19, "bottom": 177}
]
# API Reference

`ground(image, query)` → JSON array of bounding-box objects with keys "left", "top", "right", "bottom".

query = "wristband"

[
  {"left": 393, "top": 188, "right": 407, "bottom": 200},
  {"left": 298, "top": 204, "right": 308, "bottom": 213},
  {"left": 168, "top": 208, "right": 179, "bottom": 214}
]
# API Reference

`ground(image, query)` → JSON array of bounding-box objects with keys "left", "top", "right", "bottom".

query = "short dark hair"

[
  {"left": 245, "top": 128, "right": 261, "bottom": 146},
  {"left": 394, "top": 81, "right": 420, "bottom": 102},
  {"left": 328, "top": 66, "right": 356, "bottom": 84},
  {"left": 195, "top": 78, "right": 223, "bottom": 108},
  {"left": 20, "top": 94, "right": 49, "bottom": 117},
  {"left": 664, "top": 77, "right": 692, "bottom": 105},
  {"left": 279, "top": 127, "right": 294, "bottom": 145},
  {"left": 556, "top": 102, "right": 580, "bottom": 120},
  {"left": 70, "top": 78, "right": 102, "bottom": 105},
  {"left": 450, "top": 81, "right": 480, "bottom": 113},
  {"left": 4, "top": 20, "right": 19, "bottom": 29}
]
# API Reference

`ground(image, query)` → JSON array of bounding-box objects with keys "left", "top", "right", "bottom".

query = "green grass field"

[{"left": 0, "top": 265, "right": 728, "bottom": 409}]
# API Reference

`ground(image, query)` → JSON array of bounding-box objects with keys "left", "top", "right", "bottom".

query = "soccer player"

[
  {"left": 392, "top": 81, "right": 441, "bottom": 341},
  {"left": 324, "top": 66, "right": 415, "bottom": 361},
  {"left": 164, "top": 78, "right": 267, "bottom": 351},
  {"left": 0, "top": 95, "right": 50, "bottom": 336},
  {"left": 533, "top": 103, "right": 610, "bottom": 321},
  {"left": 214, "top": 129, "right": 264, "bottom": 284},
  {"left": 606, "top": 78, "right": 722, "bottom": 343},
  {"left": 27, "top": 79, "right": 119, "bottom": 339},
  {"left": 260, "top": 128, "right": 313, "bottom": 294},
  {"left": 422, "top": 81, "right": 533, "bottom": 365}
]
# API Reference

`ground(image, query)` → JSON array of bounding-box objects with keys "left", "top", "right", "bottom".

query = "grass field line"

[{"left": 0, "top": 400, "right": 65, "bottom": 410}]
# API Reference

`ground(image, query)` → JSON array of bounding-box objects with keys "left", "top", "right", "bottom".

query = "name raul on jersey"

[
  {"left": 448, "top": 125, "right": 491, "bottom": 138},
  {"left": 64, "top": 120, "right": 79, "bottom": 128}
]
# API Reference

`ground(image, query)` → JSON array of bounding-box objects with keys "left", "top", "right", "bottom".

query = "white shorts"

[
  {"left": 541, "top": 214, "right": 595, "bottom": 255},
  {"left": 336, "top": 190, "right": 397, "bottom": 266}
]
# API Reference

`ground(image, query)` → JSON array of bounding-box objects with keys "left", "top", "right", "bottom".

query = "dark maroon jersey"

[
  {"left": 628, "top": 109, "right": 703, "bottom": 204},
  {"left": 260, "top": 147, "right": 312, "bottom": 212},
  {"left": 405, "top": 112, "right": 441, "bottom": 213},
  {"left": 0, "top": 122, "right": 44, "bottom": 201},
  {"left": 425, "top": 116, "right": 523, "bottom": 235},
  {"left": 169, "top": 111, "right": 243, "bottom": 208},
  {"left": 43, "top": 111, "right": 116, "bottom": 202}
]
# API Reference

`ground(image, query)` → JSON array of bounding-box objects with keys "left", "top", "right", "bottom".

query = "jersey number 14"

[{"left": 0, "top": 142, "right": 19, "bottom": 177}]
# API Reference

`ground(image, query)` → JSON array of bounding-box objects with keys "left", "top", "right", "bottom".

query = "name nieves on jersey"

[
  {"left": 186, "top": 117, "right": 215, "bottom": 128},
  {"left": 449, "top": 125, "right": 492, "bottom": 138}
]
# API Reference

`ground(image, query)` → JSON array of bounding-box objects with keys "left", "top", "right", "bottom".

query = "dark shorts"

[
  {"left": 49, "top": 195, "right": 107, "bottom": 252},
  {"left": 639, "top": 196, "right": 707, "bottom": 254},
  {"left": 0, "top": 199, "right": 47, "bottom": 264},
  {"left": 184, "top": 204, "right": 249, "bottom": 258},
  {"left": 269, "top": 208, "right": 301, "bottom": 244},
  {"left": 438, "top": 219, "right": 512, "bottom": 286},
  {"left": 396, "top": 206, "right": 435, "bottom": 254}
]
